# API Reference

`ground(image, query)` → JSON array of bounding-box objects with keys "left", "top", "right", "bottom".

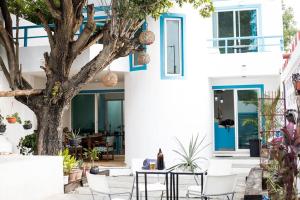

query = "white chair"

[
  {"left": 131, "top": 159, "right": 166, "bottom": 200},
  {"left": 187, "top": 174, "right": 237, "bottom": 200},
  {"left": 87, "top": 173, "right": 132, "bottom": 200},
  {"left": 187, "top": 159, "right": 232, "bottom": 196}
]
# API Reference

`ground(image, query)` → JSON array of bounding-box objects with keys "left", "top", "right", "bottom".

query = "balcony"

[{"left": 205, "top": 35, "right": 284, "bottom": 78}]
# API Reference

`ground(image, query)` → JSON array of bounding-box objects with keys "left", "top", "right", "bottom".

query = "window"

[
  {"left": 213, "top": 8, "right": 258, "bottom": 53},
  {"left": 129, "top": 23, "right": 147, "bottom": 71},
  {"left": 160, "top": 13, "right": 185, "bottom": 79}
]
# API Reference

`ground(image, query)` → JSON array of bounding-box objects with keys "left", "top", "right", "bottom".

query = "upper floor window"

[
  {"left": 160, "top": 13, "right": 185, "bottom": 79},
  {"left": 213, "top": 8, "right": 258, "bottom": 53},
  {"left": 129, "top": 23, "right": 147, "bottom": 71}
]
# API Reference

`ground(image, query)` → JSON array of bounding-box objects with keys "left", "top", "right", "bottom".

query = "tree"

[
  {"left": 0, "top": 0, "right": 213, "bottom": 155},
  {"left": 282, "top": 0, "right": 298, "bottom": 51}
]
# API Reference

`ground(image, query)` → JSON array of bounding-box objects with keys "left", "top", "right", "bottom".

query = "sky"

[{"left": 285, "top": 0, "right": 300, "bottom": 29}]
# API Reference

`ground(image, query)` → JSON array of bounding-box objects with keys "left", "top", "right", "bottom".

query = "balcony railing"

[
  {"left": 13, "top": 16, "right": 107, "bottom": 47},
  {"left": 207, "top": 35, "right": 284, "bottom": 54}
]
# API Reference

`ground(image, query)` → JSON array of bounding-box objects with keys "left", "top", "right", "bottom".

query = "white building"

[{"left": 0, "top": 0, "right": 284, "bottom": 166}]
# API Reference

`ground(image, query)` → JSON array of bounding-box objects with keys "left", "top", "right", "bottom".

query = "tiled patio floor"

[{"left": 48, "top": 173, "right": 247, "bottom": 200}]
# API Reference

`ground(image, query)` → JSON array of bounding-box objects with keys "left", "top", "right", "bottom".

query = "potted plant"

[
  {"left": 68, "top": 129, "right": 81, "bottom": 146},
  {"left": 6, "top": 112, "right": 22, "bottom": 124},
  {"left": 84, "top": 147, "right": 100, "bottom": 174},
  {"left": 23, "top": 120, "right": 32, "bottom": 130},
  {"left": 0, "top": 115, "right": 6, "bottom": 133},
  {"left": 17, "top": 132, "right": 37, "bottom": 155},
  {"left": 169, "top": 134, "right": 210, "bottom": 173},
  {"left": 59, "top": 149, "right": 78, "bottom": 184}
]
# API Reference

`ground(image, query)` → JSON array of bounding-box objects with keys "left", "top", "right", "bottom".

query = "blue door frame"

[{"left": 212, "top": 84, "right": 264, "bottom": 151}]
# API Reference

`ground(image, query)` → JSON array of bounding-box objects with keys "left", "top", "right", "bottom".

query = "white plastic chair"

[
  {"left": 131, "top": 159, "right": 166, "bottom": 200},
  {"left": 87, "top": 173, "right": 132, "bottom": 200},
  {"left": 187, "top": 174, "right": 237, "bottom": 200},
  {"left": 187, "top": 159, "right": 232, "bottom": 196}
]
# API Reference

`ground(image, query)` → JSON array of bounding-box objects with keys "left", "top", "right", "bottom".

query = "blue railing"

[
  {"left": 207, "top": 35, "right": 284, "bottom": 54},
  {"left": 13, "top": 16, "right": 108, "bottom": 47}
]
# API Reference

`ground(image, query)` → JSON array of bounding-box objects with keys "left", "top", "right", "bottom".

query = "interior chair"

[
  {"left": 87, "top": 173, "right": 132, "bottom": 200},
  {"left": 187, "top": 174, "right": 237, "bottom": 200},
  {"left": 131, "top": 159, "right": 166, "bottom": 200},
  {"left": 96, "top": 136, "right": 115, "bottom": 160},
  {"left": 187, "top": 159, "right": 232, "bottom": 195}
]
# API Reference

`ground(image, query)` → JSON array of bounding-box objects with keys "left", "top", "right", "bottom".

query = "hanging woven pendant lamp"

[
  {"left": 139, "top": 30, "right": 155, "bottom": 45},
  {"left": 137, "top": 51, "right": 150, "bottom": 65},
  {"left": 101, "top": 69, "right": 118, "bottom": 87}
]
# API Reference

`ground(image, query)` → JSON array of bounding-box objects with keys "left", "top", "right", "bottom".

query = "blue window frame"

[
  {"left": 160, "top": 13, "right": 185, "bottom": 79},
  {"left": 129, "top": 23, "right": 147, "bottom": 71}
]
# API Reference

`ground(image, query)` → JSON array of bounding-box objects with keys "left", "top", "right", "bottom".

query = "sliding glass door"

[{"left": 214, "top": 87, "right": 260, "bottom": 151}]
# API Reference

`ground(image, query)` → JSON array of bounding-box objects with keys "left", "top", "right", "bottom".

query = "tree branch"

[
  {"left": 0, "top": 1, "right": 13, "bottom": 38},
  {"left": 0, "top": 21, "right": 17, "bottom": 89},
  {"left": 45, "top": 0, "right": 62, "bottom": 20},
  {"left": 0, "top": 89, "right": 44, "bottom": 97},
  {"left": 66, "top": 42, "right": 116, "bottom": 91},
  {"left": 72, "top": 4, "right": 96, "bottom": 55},
  {"left": 37, "top": 12, "right": 55, "bottom": 48},
  {"left": 79, "top": 31, "right": 104, "bottom": 54}
]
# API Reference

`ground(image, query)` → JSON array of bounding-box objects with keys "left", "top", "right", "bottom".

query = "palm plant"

[{"left": 170, "top": 134, "right": 210, "bottom": 173}]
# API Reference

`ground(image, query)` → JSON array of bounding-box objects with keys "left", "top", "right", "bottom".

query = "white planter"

[{"left": 63, "top": 175, "right": 69, "bottom": 185}]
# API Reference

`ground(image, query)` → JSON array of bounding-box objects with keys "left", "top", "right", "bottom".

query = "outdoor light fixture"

[{"left": 220, "top": 97, "right": 224, "bottom": 104}]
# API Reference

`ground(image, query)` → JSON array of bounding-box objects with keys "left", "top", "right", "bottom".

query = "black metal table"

[
  {"left": 135, "top": 169, "right": 171, "bottom": 200},
  {"left": 170, "top": 171, "right": 206, "bottom": 200}
]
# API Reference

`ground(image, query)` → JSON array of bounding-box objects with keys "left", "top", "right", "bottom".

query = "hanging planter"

[
  {"left": 137, "top": 51, "right": 150, "bottom": 65},
  {"left": 0, "top": 115, "right": 6, "bottom": 133},
  {"left": 101, "top": 70, "right": 118, "bottom": 87},
  {"left": 139, "top": 30, "right": 155, "bottom": 45},
  {"left": 0, "top": 124, "right": 6, "bottom": 133},
  {"left": 23, "top": 120, "right": 32, "bottom": 130},
  {"left": 6, "top": 113, "right": 21, "bottom": 124}
]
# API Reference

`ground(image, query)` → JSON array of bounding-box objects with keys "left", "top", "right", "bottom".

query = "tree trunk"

[{"left": 36, "top": 103, "right": 64, "bottom": 155}]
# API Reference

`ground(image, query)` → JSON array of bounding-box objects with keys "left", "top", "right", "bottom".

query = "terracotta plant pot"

[
  {"left": 76, "top": 169, "right": 83, "bottom": 180},
  {"left": 6, "top": 117, "right": 16, "bottom": 124},
  {"left": 68, "top": 170, "right": 78, "bottom": 183},
  {"left": 296, "top": 81, "right": 300, "bottom": 91}
]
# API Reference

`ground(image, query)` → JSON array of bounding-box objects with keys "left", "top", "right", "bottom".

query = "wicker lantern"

[
  {"left": 139, "top": 30, "right": 155, "bottom": 45},
  {"left": 101, "top": 71, "right": 118, "bottom": 87},
  {"left": 137, "top": 51, "right": 150, "bottom": 65}
]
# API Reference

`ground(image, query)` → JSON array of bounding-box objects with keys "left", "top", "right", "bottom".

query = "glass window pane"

[
  {"left": 72, "top": 94, "right": 95, "bottom": 134},
  {"left": 218, "top": 11, "right": 234, "bottom": 53},
  {"left": 237, "top": 90, "right": 259, "bottom": 149},
  {"left": 238, "top": 10, "right": 258, "bottom": 53},
  {"left": 166, "top": 19, "right": 181, "bottom": 75},
  {"left": 107, "top": 100, "right": 123, "bottom": 133}
]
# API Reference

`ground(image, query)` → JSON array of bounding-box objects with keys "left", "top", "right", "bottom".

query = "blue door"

[{"left": 214, "top": 90, "right": 235, "bottom": 151}]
